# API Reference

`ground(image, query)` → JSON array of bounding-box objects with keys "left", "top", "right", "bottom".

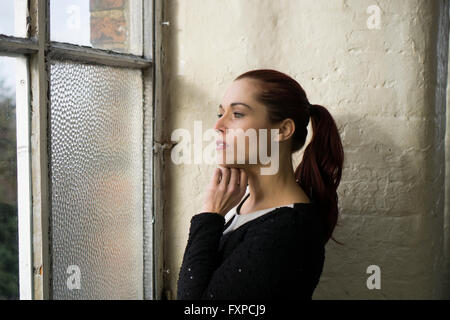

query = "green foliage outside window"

[{"left": 0, "top": 78, "right": 19, "bottom": 300}]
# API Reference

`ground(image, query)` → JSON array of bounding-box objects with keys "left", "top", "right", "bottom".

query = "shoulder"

[
  {"left": 250, "top": 205, "right": 316, "bottom": 228},
  {"left": 244, "top": 205, "right": 324, "bottom": 244},
  {"left": 244, "top": 207, "right": 304, "bottom": 238}
]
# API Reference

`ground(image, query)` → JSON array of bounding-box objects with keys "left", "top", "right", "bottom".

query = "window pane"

[
  {"left": 0, "top": 56, "right": 19, "bottom": 300},
  {"left": 0, "top": 0, "right": 27, "bottom": 37},
  {"left": 50, "top": 0, "right": 143, "bottom": 56},
  {"left": 49, "top": 61, "right": 143, "bottom": 299}
]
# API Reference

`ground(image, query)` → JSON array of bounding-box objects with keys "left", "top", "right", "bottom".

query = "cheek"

[{"left": 232, "top": 128, "right": 262, "bottom": 161}]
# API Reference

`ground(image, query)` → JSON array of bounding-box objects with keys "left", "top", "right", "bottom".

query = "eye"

[
  {"left": 217, "top": 113, "right": 223, "bottom": 118},
  {"left": 234, "top": 113, "right": 244, "bottom": 118}
]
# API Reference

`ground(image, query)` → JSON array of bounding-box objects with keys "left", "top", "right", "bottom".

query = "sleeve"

[
  {"left": 177, "top": 210, "right": 306, "bottom": 300},
  {"left": 176, "top": 212, "right": 226, "bottom": 300}
]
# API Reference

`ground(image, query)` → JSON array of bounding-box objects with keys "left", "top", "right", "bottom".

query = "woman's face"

[{"left": 214, "top": 78, "right": 278, "bottom": 168}]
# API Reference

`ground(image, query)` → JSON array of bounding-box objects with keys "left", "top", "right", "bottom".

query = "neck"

[{"left": 243, "top": 153, "right": 299, "bottom": 207}]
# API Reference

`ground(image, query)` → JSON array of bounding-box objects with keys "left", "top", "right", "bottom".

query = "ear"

[{"left": 274, "top": 118, "right": 295, "bottom": 142}]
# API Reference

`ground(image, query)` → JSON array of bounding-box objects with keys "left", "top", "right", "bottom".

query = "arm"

[
  {"left": 177, "top": 167, "right": 247, "bottom": 300},
  {"left": 176, "top": 212, "right": 225, "bottom": 300},
  {"left": 177, "top": 209, "right": 310, "bottom": 300}
]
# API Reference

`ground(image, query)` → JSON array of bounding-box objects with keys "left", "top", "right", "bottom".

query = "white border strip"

[{"left": 16, "top": 56, "right": 33, "bottom": 300}]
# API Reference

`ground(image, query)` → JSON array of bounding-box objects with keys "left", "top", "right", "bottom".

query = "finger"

[
  {"left": 219, "top": 166, "right": 230, "bottom": 187},
  {"left": 239, "top": 169, "right": 248, "bottom": 192},
  {"left": 212, "top": 167, "right": 221, "bottom": 185},
  {"left": 229, "top": 168, "right": 239, "bottom": 188}
]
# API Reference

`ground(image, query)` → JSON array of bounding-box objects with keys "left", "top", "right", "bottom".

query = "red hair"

[{"left": 235, "top": 69, "right": 344, "bottom": 245}]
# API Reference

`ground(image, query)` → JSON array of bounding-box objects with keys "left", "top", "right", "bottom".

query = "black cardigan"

[{"left": 176, "top": 200, "right": 326, "bottom": 300}]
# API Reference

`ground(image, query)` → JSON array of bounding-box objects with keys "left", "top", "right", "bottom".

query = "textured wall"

[{"left": 160, "top": 0, "right": 449, "bottom": 299}]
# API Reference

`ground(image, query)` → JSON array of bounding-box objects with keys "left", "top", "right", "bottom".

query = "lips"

[{"left": 216, "top": 140, "right": 228, "bottom": 149}]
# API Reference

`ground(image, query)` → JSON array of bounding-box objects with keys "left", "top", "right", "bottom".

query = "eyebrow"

[{"left": 218, "top": 102, "right": 253, "bottom": 110}]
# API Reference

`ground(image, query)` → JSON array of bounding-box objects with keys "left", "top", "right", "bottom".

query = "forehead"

[{"left": 220, "top": 78, "right": 260, "bottom": 108}]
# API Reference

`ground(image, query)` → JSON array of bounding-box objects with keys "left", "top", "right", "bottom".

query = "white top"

[{"left": 223, "top": 185, "right": 294, "bottom": 235}]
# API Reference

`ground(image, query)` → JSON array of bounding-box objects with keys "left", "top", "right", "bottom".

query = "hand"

[{"left": 200, "top": 166, "right": 248, "bottom": 217}]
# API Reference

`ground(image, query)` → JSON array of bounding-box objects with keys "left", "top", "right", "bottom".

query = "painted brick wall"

[{"left": 160, "top": 0, "right": 449, "bottom": 299}]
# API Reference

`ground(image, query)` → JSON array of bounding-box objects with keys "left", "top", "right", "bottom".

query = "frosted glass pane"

[{"left": 49, "top": 61, "right": 143, "bottom": 299}]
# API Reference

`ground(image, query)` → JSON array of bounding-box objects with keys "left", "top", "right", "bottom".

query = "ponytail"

[{"left": 295, "top": 104, "right": 344, "bottom": 245}]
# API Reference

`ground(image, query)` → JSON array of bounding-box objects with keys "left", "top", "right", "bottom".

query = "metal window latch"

[
  {"left": 153, "top": 140, "right": 176, "bottom": 153},
  {"left": 161, "top": 21, "right": 170, "bottom": 26}
]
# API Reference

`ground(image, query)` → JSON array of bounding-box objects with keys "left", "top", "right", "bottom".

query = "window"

[
  {"left": 0, "top": 0, "right": 158, "bottom": 300},
  {"left": 0, "top": 56, "right": 20, "bottom": 300}
]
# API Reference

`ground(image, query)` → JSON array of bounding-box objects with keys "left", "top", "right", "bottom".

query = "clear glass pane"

[
  {"left": 0, "top": 56, "right": 19, "bottom": 300},
  {"left": 49, "top": 60, "right": 143, "bottom": 299},
  {"left": 0, "top": 0, "right": 27, "bottom": 37},
  {"left": 50, "top": 0, "right": 143, "bottom": 56}
]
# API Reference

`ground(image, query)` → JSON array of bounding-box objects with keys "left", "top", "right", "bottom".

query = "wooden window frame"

[{"left": 0, "top": 0, "right": 165, "bottom": 300}]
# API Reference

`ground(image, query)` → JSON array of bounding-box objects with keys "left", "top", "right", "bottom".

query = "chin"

[
  {"left": 215, "top": 157, "right": 234, "bottom": 167},
  {"left": 215, "top": 158, "right": 247, "bottom": 169},
  {"left": 215, "top": 150, "right": 250, "bottom": 168},
  {"left": 218, "top": 163, "right": 234, "bottom": 168}
]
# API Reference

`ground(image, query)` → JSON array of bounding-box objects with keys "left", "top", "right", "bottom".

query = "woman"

[{"left": 177, "top": 69, "right": 344, "bottom": 300}]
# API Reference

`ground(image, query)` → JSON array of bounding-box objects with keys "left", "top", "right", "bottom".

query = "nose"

[{"left": 213, "top": 113, "right": 227, "bottom": 134}]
